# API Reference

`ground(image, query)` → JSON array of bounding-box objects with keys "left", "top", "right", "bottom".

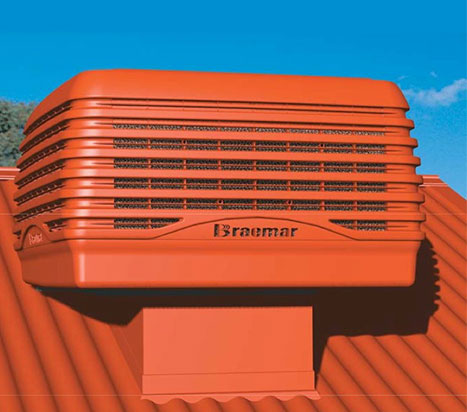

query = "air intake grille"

[
  {"left": 15, "top": 200, "right": 64, "bottom": 222},
  {"left": 114, "top": 198, "right": 387, "bottom": 212},
  {"left": 112, "top": 123, "right": 385, "bottom": 136},
  {"left": 113, "top": 158, "right": 388, "bottom": 173},
  {"left": 16, "top": 160, "right": 65, "bottom": 188},
  {"left": 16, "top": 181, "right": 63, "bottom": 205},
  {"left": 114, "top": 137, "right": 386, "bottom": 154},
  {"left": 14, "top": 92, "right": 422, "bottom": 239},
  {"left": 331, "top": 220, "right": 387, "bottom": 231},
  {"left": 114, "top": 218, "right": 180, "bottom": 230},
  {"left": 19, "top": 142, "right": 66, "bottom": 170},
  {"left": 113, "top": 177, "right": 387, "bottom": 192}
]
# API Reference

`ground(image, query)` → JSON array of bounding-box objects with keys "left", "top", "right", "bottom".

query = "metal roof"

[{"left": 0, "top": 170, "right": 465, "bottom": 412}]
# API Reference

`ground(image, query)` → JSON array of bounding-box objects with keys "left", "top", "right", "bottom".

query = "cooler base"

[{"left": 19, "top": 238, "right": 421, "bottom": 287}]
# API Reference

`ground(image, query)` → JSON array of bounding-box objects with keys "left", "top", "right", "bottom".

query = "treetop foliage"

[{"left": 0, "top": 100, "right": 37, "bottom": 166}]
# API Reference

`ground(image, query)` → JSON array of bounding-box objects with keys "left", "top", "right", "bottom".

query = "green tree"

[{"left": 0, "top": 100, "right": 37, "bottom": 166}]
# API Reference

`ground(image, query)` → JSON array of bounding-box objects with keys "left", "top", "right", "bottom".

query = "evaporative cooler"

[{"left": 13, "top": 70, "right": 425, "bottom": 403}]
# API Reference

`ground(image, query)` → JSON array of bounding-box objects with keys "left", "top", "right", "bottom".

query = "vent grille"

[
  {"left": 112, "top": 123, "right": 385, "bottom": 136},
  {"left": 16, "top": 181, "right": 64, "bottom": 205},
  {"left": 24, "top": 103, "right": 71, "bottom": 136},
  {"left": 114, "top": 198, "right": 387, "bottom": 212},
  {"left": 14, "top": 92, "right": 422, "bottom": 240},
  {"left": 16, "top": 160, "right": 65, "bottom": 188},
  {"left": 331, "top": 220, "right": 387, "bottom": 231},
  {"left": 114, "top": 137, "right": 385, "bottom": 154},
  {"left": 113, "top": 177, "right": 387, "bottom": 192},
  {"left": 46, "top": 219, "right": 66, "bottom": 232},
  {"left": 114, "top": 158, "right": 387, "bottom": 173},
  {"left": 19, "top": 142, "right": 66, "bottom": 170},
  {"left": 15, "top": 200, "right": 64, "bottom": 222},
  {"left": 22, "top": 121, "right": 68, "bottom": 153},
  {"left": 114, "top": 217, "right": 180, "bottom": 229}
]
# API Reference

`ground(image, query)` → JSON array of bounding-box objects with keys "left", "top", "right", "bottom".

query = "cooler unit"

[
  {"left": 12, "top": 70, "right": 425, "bottom": 403},
  {"left": 13, "top": 70, "right": 424, "bottom": 287}
]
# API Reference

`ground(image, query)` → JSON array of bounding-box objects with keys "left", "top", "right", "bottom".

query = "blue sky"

[{"left": 1, "top": 1, "right": 465, "bottom": 195}]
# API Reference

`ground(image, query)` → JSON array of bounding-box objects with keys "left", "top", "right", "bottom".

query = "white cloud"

[
  {"left": 429, "top": 71, "right": 438, "bottom": 78},
  {"left": 403, "top": 79, "right": 467, "bottom": 106},
  {"left": 397, "top": 75, "right": 408, "bottom": 81}
]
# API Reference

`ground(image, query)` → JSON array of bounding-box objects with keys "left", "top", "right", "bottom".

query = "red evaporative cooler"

[{"left": 13, "top": 70, "right": 425, "bottom": 403}]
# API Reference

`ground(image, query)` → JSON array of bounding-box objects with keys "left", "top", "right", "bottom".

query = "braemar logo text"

[
  {"left": 214, "top": 224, "right": 298, "bottom": 238},
  {"left": 28, "top": 232, "right": 43, "bottom": 245}
]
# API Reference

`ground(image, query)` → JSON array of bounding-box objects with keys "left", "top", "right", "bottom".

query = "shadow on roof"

[{"left": 40, "top": 238, "right": 439, "bottom": 376}]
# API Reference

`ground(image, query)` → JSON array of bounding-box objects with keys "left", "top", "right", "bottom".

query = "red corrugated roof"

[{"left": 0, "top": 169, "right": 465, "bottom": 412}]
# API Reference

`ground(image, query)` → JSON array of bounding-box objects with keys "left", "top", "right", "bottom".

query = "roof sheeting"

[{"left": 0, "top": 170, "right": 465, "bottom": 412}]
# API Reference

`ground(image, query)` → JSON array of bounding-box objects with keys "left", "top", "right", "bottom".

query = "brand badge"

[{"left": 214, "top": 224, "right": 298, "bottom": 238}]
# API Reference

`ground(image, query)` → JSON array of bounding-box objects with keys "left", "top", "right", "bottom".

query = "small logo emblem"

[
  {"left": 28, "top": 232, "right": 43, "bottom": 245},
  {"left": 214, "top": 224, "right": 298, "bottom": 238}
]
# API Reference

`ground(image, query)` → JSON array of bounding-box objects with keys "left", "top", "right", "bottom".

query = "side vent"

[
  {"left": 331, "top": 219, "right": 387, "bottom": 231},
  {"left": 114, "top": 217, "right": 181, "bottom": 229}
]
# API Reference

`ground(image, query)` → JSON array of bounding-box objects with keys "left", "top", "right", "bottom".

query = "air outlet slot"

[
  {"left": 291, "top": 200, "right": 320, "bottom": 210},
  {"left": 153, "top": 159, "right": 184, "bottom": 169},
  {"left": 112, "top": 138, "right": 387, "bottom": 154},
  {"left": 324, "top": 201, "right": 354, "bottom": 211},
  {"left": 114, "top": 158, "right": 149, "bottom": 169},
  {"left": 221, "top": 180, "right": 253, "bottom": 190},
  {"left": 256, "top": 141, "right": 288, "bottom": 152},
  {"left": 324, "top": 181, "right": 353, "bottom": 191},
  {"left": 289, "top": 161, "right": 320, "bottom": 172},
  {"left": 114, "top": 138, "right": 148, "bottom": 149},
  {"left": 257, "top": 180, "right": 288, "bottom": 191},
  {"left": 221, "top": 140, "right": 253, "bottom": 151},
  {"left": 324, "top": 162, "right": 353, "bottom": 173},
  {"left": 186, "top": 159, "right": 218, "bottom": 170},
  {"left": 113, "top": 217, "right": 181, "bottom": 229},
  {"left": 115, "top": 198, "right": 150, "bottom": 209},
  {"left": 22, "top": 122, "right": 68, "bottom": 153},
  {"left": 186, "top": 139, "right": 218, "bottom": 150},
  {"left": 112, "top": 178, "right": 386, "bottom": 192},
  {"left": 221, "top": 160, "right": 254, "bottom": 170},
  {"left": 151, "top": 198, "right": 184, "bottom": 209},
  {"left": 114, "top": 198, "right": 383, "bottom": 212},
  {"left": 24, "top": 103, "right": 71, "bottom": 136},
  {"left": 151, "top": 139, "right": 184, "bottom": 150},
  {"left": 115, "top": 178, "right": 150, "bottom": 189},
  {"left": 187, "top": 199, "right": 218, "bottom": 209},
  {"left": 150, "top": 218, "right": 181, "bottom": 228},
  {"left": 357, "top": 182, "right": 386, "bottom": 192},
  {"left": 15, "top": 200, "right": 64, "bottom": 222},
  {"left": 114, "top": 218, "right": 147, "bottom": 229},
  {"left": 331, "top": 220, "right": 387, "bottom": 231},
  {"left": 16, "top": 180, "right": 64, "bottom": 205},
  {"left": 46, "top": 219, "right": 66, "bottom": 232},
  {"left": 257, "top": 199, "right": 287, "bottom": 210},
  {"left": 290, "top": 181, "right": 320, "bottom": 191},
  {"left": 222, "top": 199, "right": 255, "bottom": 210},
  {"left": 16, "top": 160, "right": 65, "bottom": 188},
  {"left": 112, "top": 123, "right": 385, "bottom": 136},
  {"left": 186, "top": 179, "right": 218, "bottom": 190},
  {"left": 19, "top": 141, "right": 66, "bottom": 170},
  {"left": 356, "top": 163, "right": 386, "bottom": 173},
  {"left": 113, "top": 158, "right": 390, "bottom": 174},
  {"left": 357, "top": 201, "right": 387, "bottom": 211},
  {"left": 151, "top": 179, "right": 184, "bottom": 189},
  {"left": 356, "top": 144, "right": 385, "bottom": 154}
]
